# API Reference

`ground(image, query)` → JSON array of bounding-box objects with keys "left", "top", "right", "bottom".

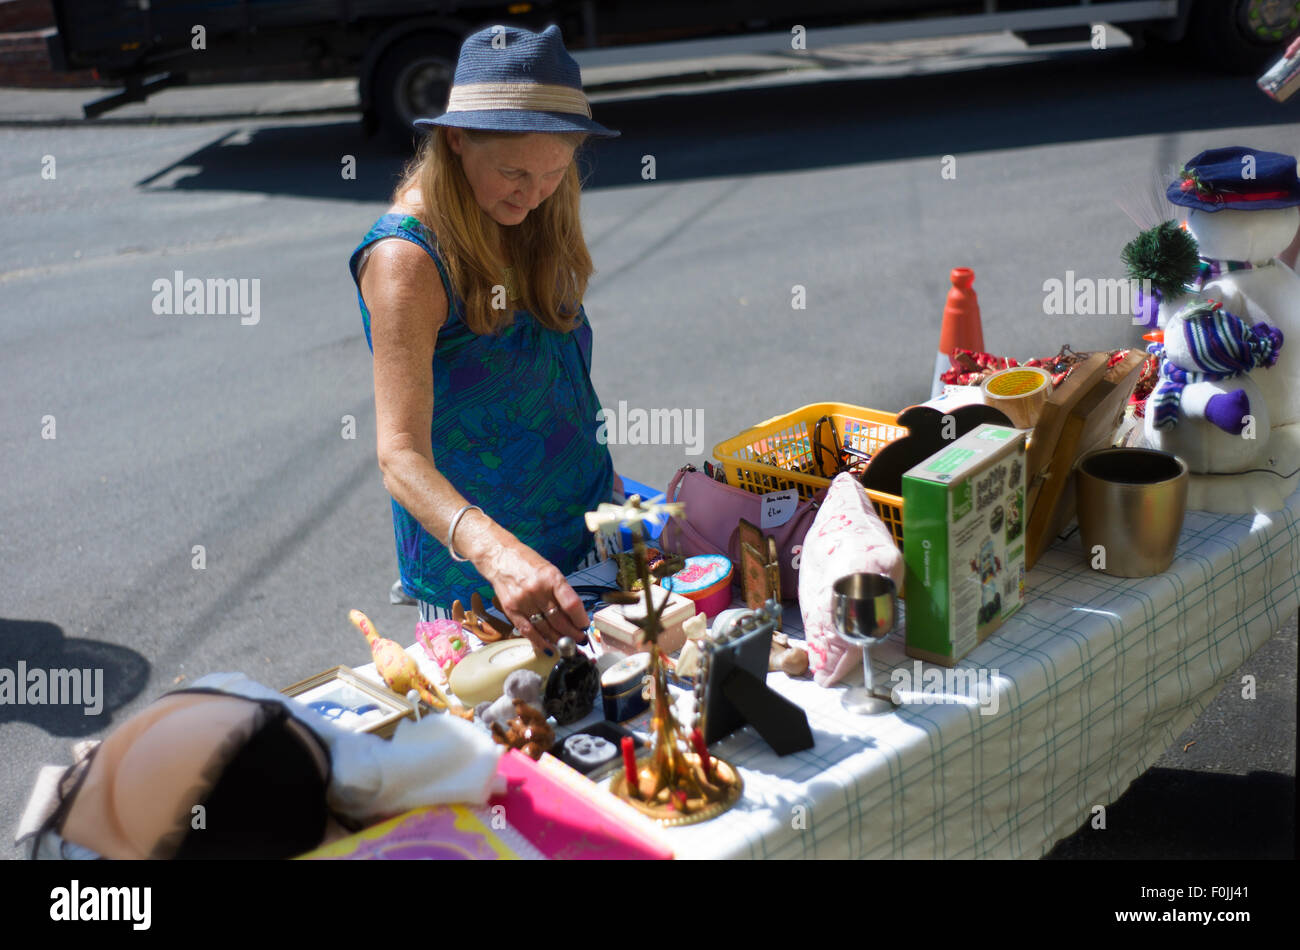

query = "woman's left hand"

[{"left": 477, "top": 537, "right": 591, "bottom": 654}]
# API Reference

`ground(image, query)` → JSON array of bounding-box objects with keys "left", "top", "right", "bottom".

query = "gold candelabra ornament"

[{"left": 585, "top": 496, "right": 743, "bottom": 825}]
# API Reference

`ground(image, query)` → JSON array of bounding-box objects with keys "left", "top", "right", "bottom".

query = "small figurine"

[
  {"left": 492, "top": 701, "right": 555, "bottom": 761},
  {"left": 349, "top": 609, "right": 472, "bottom": 719},
  {"left": 543, "top": 637, "right": 600, "bottom": 725},
  {"left": 451, "top": 592, "right": 516, "bottom": 643},
  {"left": 674, "top": 615, "right": 709, "bottom": 680},
  {"left": 476, "top": 670, "right": 545, "bottom": 728},
  {"left": 1143, "top": 298, "right": 1280, "bottom": 474},
  {"left": 479, "top": 671, "right": 555, "bottom": 760},
  {"left": 768, "top": 632, "right": 809, "bottom": 677}
]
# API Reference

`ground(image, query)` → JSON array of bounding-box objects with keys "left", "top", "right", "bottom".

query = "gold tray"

[{"left": 608, "top": 752, "right": 743, "bottom": 827}]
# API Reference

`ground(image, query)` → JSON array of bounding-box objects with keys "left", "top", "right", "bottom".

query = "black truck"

[{"left": 46, "top": 1, "right": 1292, "bottom": 143}]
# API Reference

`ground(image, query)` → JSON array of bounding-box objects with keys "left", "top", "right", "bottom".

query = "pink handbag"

[{"left": 660, "top": 466, "right": 824, "bottom": 598}]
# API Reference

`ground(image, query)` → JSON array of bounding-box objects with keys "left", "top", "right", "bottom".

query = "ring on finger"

[
  {"left": 528, "top": 612, "right": 545, "bottom": 626},
  {"left": 545, "top": 606, "right": 560, "bottom": 617}
]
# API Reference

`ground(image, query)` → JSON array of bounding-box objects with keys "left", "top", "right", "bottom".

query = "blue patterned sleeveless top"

[{"left": 349, "top": 213, "right": 614, "bottom": 606}]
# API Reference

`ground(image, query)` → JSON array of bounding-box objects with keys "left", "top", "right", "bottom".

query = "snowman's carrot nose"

[{"left": 1144, "top": 330, "right": 1165, "bottom": 343}]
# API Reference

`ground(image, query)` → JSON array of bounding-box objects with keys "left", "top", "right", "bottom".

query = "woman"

[{"left": 349, "top": 25, "right": 622, "bottom": 655}]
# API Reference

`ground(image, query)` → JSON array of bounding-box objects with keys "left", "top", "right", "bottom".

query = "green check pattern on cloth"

[{"left": 562, "top": 492, "right": 1300, "bottom": 858}]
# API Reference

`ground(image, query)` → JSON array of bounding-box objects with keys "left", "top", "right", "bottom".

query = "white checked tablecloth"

[{"left": 560, "top": 491, "right": 1300, "bottom": 859}]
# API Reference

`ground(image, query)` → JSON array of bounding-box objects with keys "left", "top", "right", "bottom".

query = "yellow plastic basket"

[{"left": 712, "top": 402, "right": 906, "bottom": 550}]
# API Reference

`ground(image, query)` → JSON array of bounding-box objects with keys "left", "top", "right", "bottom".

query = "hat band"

[{"left": 445, "top": 82, "right": 591, "bottom": 118}]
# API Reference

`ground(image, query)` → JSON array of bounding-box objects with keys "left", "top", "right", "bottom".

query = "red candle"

[
  {"left": 621, "top": 736, "right": 639, "bottom": 797},
  {"left": 691, "top": 727, "right": 712, "bottom": 780}
]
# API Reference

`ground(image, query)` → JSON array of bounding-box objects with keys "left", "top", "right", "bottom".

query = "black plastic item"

[
  {"left": 861, "top": 403, "right": 1014, "bottom": 497},
  {"left": 720, "top": 668, "right": 814, "bottom": 757},
  {"left": 701, "top": 620, "right": 773, "bottom": 746},
  {"left": 553, "top": 721, "right": 643, "bottom": 776}
]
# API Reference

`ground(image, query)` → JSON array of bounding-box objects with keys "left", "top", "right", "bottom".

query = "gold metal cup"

[{"left": 1075, "top": 448, "right": 1188, "bottom": 577}]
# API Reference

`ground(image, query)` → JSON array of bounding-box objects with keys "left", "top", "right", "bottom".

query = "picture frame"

[
  {"left": 737, "top": 518, "right": 779, "bottom": 612},
  {"left": 765, "top": 535, "right": 782, "bottom": 608},
  {"left": 282, "top": 666, "right": 416, "bottom": 738},
  {"left": 700, "top": 612, "right": 775, "bottom": 746}
]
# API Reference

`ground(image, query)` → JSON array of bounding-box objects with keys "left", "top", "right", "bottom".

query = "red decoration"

[
  {"left": 621, "top": 736, "right": 639, "bottom": 796},
  {"left": 690, "top": 728, "right": 712, "bottom": 780}
]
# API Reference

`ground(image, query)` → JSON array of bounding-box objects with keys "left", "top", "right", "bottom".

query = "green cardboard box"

[{"left": 902, "top": 424, "right": 1027, "bottom": 667}]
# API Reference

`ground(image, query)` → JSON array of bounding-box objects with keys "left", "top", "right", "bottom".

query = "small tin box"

[{"left": 600, "top": 652, "right": 651, "bottom": 722}]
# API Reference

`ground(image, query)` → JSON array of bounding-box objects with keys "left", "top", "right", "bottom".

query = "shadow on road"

[
  {"left": 1043, "top": 767, "right": 1295, "bottom": 859},
  {"left": 134, "top": 48, "right": 1298, "bottom": 201},
  {"left": 0, "top": 619, "right": 150, "bottom": 737}
]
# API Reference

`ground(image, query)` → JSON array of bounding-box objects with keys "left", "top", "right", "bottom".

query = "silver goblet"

[{"left": 831, "top": 572, "right": 898, "bottom": 715}]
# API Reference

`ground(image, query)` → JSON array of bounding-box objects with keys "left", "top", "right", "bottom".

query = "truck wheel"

[
  {"left": 1188, "top": 0, "right": 1296, "bottom": 73},
  {"left": 373, "top": 32, "right": 461, "bottom": 150}
]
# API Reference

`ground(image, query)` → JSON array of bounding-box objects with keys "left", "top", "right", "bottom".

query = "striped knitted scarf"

[
  {"left": 1149, "top": 300, "right": 1283, "bottom": 429},
  {"left": 1190, "top": 258, "right": 1254, "bottom": 293}
]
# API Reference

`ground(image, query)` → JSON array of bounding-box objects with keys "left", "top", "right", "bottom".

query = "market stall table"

[{"left": 357, "top": 488, "right": 1300, "bottom": 859}]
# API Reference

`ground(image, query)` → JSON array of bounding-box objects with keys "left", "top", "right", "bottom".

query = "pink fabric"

[
  {"left": 798, "top": 473, "right": 904, "bottom": 687},
  {"left": 416, "top": 619, "right": 470, "bottom": 670}
]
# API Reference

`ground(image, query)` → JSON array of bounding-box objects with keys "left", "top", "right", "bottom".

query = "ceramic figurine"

[
  {"left": 479, "top": 670, "right": 554, "bottom": 761},
  {"left": 451, "top": 593, "right": 515, "bottom": 642},
  {"left": 674, "top": 615, "right": 709, "bottom": 680},
  {"left": 768, "top": 632, "right": 810, "bottom": 677},
  {"left": 490, "top": 700, "right": 555, "bottom": 760},
  {"left": 476, "top": 669, "right": 545, "bottom": 728},
  {"left": 1174, "top": 148, "right": 1300, "bottom": 427},
  {"left": 1157, "top": 147, "right": 1300, "bottom": 510},
  {"left": 1143, "top": 299, "right": 1279, "bottom": 473},
  {"left": 543, "top": 637, "right": 600, "bottom": 725}
]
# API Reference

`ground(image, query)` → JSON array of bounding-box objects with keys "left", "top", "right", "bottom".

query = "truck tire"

[
  {"left": 372, "top": 32, "right": 461, "bottom": 150},
  {"left": 1187, "top": 0, "right": 1295, "bottom": 73}
]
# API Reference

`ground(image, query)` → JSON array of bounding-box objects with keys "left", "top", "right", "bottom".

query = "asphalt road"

[{"left": 1, "top": 37, "right": 1295, "bottom": 859}]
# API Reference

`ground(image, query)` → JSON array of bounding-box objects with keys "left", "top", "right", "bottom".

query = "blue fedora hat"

[
  {"left": 1167, "top": 146, "right": 1300, "bottom": 212},
  {"left": 415, "top": 25, "right": 618, "bottom": 138}
]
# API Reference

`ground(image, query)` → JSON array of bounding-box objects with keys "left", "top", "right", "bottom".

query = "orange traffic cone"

[{"left": 931, "top": 267, "right": 985, "bottom": 399}]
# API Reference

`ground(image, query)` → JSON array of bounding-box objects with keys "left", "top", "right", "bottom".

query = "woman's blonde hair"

[{"left": 394, "top": 126, "right": 592, "bottom": 335}]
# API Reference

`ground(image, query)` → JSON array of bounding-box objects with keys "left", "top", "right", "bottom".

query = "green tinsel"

[{"left": 1120, "top": 220, "right": 1201, "bottom": 299}]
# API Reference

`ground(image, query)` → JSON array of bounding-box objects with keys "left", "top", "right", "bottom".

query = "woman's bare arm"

[{"left": 362, "top": 239, "right": 589, "bottom": 650}]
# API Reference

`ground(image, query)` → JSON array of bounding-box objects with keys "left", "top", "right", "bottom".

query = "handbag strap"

[{"left": 665, "top": 464, "right": 693, "bottom": 503}]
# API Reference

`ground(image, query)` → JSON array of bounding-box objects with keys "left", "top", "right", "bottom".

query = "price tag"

[{"left": 760, "top": 490, "right": 798, "bottom": 530}]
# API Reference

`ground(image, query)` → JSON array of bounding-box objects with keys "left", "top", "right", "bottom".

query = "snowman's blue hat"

[{"left": 1168, "top": 146, "right": 1300, "bottom": 212}]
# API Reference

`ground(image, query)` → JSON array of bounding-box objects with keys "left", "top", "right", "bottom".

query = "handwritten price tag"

[{"left": 760, "top": 490, "right": 798, "bottom": 530}]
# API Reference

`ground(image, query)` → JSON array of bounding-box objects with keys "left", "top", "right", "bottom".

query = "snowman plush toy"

[{"left": 1146, "top": 146, "right": 1300, "bottom": 513}]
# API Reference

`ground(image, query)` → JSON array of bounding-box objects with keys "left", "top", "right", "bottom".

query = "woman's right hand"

[{"left": 478, "top": 540, "right": 591, "bottom": 655}]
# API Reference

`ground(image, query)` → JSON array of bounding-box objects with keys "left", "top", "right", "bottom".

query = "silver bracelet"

[{"left": 446, "top": 504, "right": 483, "bottom": 563}]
